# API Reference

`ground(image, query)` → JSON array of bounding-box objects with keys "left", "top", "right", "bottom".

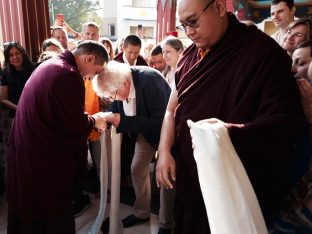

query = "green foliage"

[{"left": 48, "top": 0, "right": 103, "bottom": 33}]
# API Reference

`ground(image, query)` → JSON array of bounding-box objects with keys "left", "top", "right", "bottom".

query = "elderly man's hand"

[
  {"left": 91, "top": 112, "right": 108, "bottom": 133},
  {"left": 104, "top": 113, "right": 121, "bottom": 128}
]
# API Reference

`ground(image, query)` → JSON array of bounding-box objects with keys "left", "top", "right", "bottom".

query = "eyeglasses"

[
  {"left": 176, "top": 0, "right": 215, "bottom": 32},
  {"left": 108, "top": 90, "right": 118, "bottom": 102}
]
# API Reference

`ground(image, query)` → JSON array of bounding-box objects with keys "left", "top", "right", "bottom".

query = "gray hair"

[{"left": 92, "top": 61, "right": 131, "bottom": 97}]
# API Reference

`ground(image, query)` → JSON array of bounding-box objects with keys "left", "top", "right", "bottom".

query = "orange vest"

[{"left": 84, "top": 79, "right": 100, "bottom": 141}]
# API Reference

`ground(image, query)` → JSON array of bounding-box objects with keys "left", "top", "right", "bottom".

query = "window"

[{"left": 108, "top": 24, "right": 115, "bottom": 36}]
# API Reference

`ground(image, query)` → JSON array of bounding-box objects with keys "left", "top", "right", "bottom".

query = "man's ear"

[
  {"left": 291, "top": 6, "right": 296, "bottom": 15},
  {"left": 124, "top": 79, "right": 131, "bottom": 88},
  {"left": 85, "top": 54, "right": 96, "bottom": 64},
  {"left": 214, "top": 0, "right": 227, "bottom": 17}
]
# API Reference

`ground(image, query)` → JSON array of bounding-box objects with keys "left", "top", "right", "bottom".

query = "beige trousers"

[{"left": 132, "top": 134, "right": 155, "bottom": 219}]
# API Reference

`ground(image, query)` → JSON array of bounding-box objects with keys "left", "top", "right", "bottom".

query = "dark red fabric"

[
  {"left": 174, "top": 14, "right": 304, "bottom": 232},
  {"left": 114, "top": 52, "right": 148, "bottom": 66},
  {"left": 6, "top": 50, "right": 93, "bottom": 223}
]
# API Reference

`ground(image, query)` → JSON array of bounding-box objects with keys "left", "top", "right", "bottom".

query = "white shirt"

[
  {"left": 123, "top": 78, "right": 136, "bottom": 116},
  {"left": 165, "top": 70, "right": 176, "bottom": 90},
  {"left": 122, "top": 52, "right": 137, "bottom": 66}
]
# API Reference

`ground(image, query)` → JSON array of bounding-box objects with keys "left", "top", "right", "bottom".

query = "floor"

[{"left": 0, "top": 194, "right": 160, "bottom": 234}]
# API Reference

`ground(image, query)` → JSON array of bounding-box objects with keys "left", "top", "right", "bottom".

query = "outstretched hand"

[{"left": 91, "top": 112, "right": 108, "bottom": 133}]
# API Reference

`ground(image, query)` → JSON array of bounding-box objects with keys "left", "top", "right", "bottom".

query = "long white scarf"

[
  {"left": 188, "top": 119, "right": 267, "bottom": 234},
  {"left": 89, "top": 127, "right": 123, "bottom": 234}
]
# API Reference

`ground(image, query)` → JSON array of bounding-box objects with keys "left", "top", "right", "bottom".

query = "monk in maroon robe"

[
  {"left": 156, "top": 0, "right": 304, "bottom": 233},
  {"left": 6, "top": 41, "right": 108, "bottom": 234}
]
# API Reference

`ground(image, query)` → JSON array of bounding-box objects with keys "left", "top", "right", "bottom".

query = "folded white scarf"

[{"left": 188, "top": 119, "right": 267, "bottom": 234}]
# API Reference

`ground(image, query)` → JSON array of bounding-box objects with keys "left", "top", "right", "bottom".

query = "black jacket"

[{"left": 109, "top": 66, "right": 171, "bottom": 150}]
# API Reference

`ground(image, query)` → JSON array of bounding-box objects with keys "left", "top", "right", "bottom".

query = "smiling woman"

[{"left": 0, "top": 42, "right": 35, "bottom": 118}]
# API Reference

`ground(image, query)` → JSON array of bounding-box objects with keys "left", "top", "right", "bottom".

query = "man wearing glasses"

[
  {"left": 156, "top": 0, "right": 304, "bottom": 233},
  {"left": 93, "top": 61, "right": 171, "bottom": 231}
]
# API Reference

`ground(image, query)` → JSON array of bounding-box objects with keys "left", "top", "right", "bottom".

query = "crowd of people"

[{"left": 1, "top": 0, "right": 312, "bottom": 233}]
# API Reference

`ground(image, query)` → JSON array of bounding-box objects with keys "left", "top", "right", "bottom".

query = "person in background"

[
  {"left": 155, "top": 36, "right": 184, "bottom": 234},
  {"left": 73, "top": 21, "right": 102, "bottom": 217},
  {"left": 41, "top": 38, "right": 64, "bottom": 54},
  {"left": 136, "top": 24, "right": 146, "bottom": 40},
  {"left": 272, "top": 43, "right": 312, "bottom": 232},
  {"left": 0, "top": 42, "right": 35, "bottom": 119},
  {"left": 282, "top": 18, "right": 312, "bottom": 56},
  {"left": 6, "top": 41, "right": 108, "bottom": 234},
  {"left": 51, "top": 26, "right": 69, "bottom": 50},
  {"left": 93, "top": 61, "right": 171, "bottom": 231},
  {"left": 143, "top": 43, "right": 155, "bottom": 66},
  {"left": 292, "top": 40, "right": 312, "bottom": 79},
  {"left": 114, "top": 35, "right": 148, "bottom": 66},
  {"left": 37, "top": 39, "right": 64, "bottom": 65},
  {"left": 271, "top": 0, "right": 296, "bottom": 45},
  {"left": 150, "top": 45, "right": 167, "bottom": 73},
  {"left": 81, "top": 22, "right": 100, "bottom": 41},
  {"left": 161, "top": 36, "right": 184, "bottom": 90},
  {"left": 156, "top": 0, "right": 304, "bottom": 233},
  {"left": 0, "top": 64, "right": 4, "bottom": 197},
  {"left": 37, "top": 51, "right": 59, "bottom": 64},
  {"left": 114, "top": 36, "right": 125, "bottom": 56},
  {"left": 100, "top": 37, "right": 115, "bottom": 60}
]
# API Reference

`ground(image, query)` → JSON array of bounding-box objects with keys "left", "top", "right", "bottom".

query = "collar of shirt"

[
  {"left": 122, "top": 77, "right": 136, "bottom": 116},
  {"left": 198, "top": 48, "right": 207, "bottom": 60},
  {"left": 128, "top": 77, "right": 136, "bottom": 99},
  {"left": 123, "top": 52, "right": 137, "bottom": 66}
]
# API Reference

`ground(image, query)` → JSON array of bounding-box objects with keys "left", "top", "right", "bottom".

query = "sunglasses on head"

[{"left": 3, "top": 41, "right": 19, "bottom": 49}]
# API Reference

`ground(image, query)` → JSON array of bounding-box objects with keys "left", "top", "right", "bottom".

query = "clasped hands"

[{"left": 91, "top": 112, "right": 121, "bottom": 133}]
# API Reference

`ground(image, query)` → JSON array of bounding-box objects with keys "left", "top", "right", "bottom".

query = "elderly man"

[
  {"left": 93, "top": 61, "right": 171, "bottom": 230},
  {"left": 113, "top": 34, "right": 149, "bottom": 199},
  {"left": 270, "top": 0, "right": 296, "bottom": 45},
  {"left": 156, "top": 0, "right": 304, "bottom": 233},
  {"left": 6, "top": 41, "right": 108, "bottom": 234}
]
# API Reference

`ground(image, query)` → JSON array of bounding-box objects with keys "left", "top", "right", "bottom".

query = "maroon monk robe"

[
  {"left": 113, "top": 51, "right": 148, "bottom": 66},
  {"left": 174, "top": 14, "right": 304, "bottom": 233},
  {"left": 6, "top": 51, "right": 94, "bottom": 232}
]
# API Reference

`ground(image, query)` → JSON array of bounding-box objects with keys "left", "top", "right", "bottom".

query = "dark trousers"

[{"left": 7, "top": 208, "right": 75, "bottom": 234}]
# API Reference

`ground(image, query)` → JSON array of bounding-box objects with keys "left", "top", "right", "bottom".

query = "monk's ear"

[
  {"left": 214, "top": 0, "right": 227, "bottom": 17},
  {"left": 85, "top": 54, "right": 96, "bottom": 64}
]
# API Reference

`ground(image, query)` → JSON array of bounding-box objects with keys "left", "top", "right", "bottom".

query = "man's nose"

[
  {"left": 288, "top": 33, "right": 296, "bottom": 41},
  {"left": 291, "top": 65, "right": 297, "bottom": 74},
  {"left": 186, "top": 27, "right": 196, "bottom": 38},
  {"left": 272, "top": 14, "right": 278, "bottom": 20}
]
